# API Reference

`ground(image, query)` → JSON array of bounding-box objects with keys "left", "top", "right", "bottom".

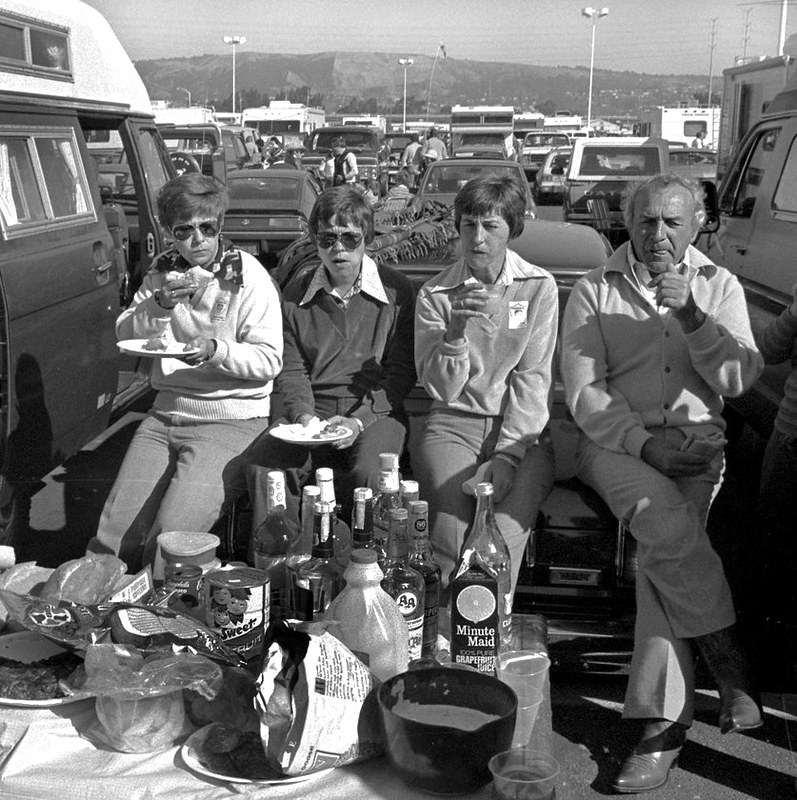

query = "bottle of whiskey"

[
  {"left": 381, "top": 507, "right": 425, "bottom": 663},
  {"left": 294, "top": 500, "right": 344, "bottom": 620},
  {"left": 251, "top": 470, "right": 295, "bottom": 620},
  {"left": 315, "top": 467, "right": 352, "bottom": 567},
  {"left": 351, "top": 487, "right": 376, "bottom": 551},
  {"left": 285, "top": 483, "right": 320, "bottom": 617},
  {"left": 372, "top": 453, "right": 401, "bottom": 568},
  {"left": 450, "top": 482, "right": 512, "bottom": 674},
  {"left": 407, "top": 499, "right": 441, "bottom": 660}
]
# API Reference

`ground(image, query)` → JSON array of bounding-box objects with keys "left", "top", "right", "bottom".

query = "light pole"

[
  {"left": 223, "top": 35, "right": 246, "bottom": 116},
  {"left": 175, "top": 86, "right": 191, "bottom": 107},
  {"left": 581, "top": 7, "right": 609, "bottom": 132},
  {"left": 399, "top": 57, "right": 414, "bottom": 132}
]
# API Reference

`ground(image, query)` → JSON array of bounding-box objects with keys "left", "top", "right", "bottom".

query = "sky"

[{"left": 83, "top": 0, "right": 797, "bottom": 76}]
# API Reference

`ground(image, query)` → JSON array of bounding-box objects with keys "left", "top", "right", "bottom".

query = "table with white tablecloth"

[{"left": 0, "top": 699, "right": 493, "bottom": 800}]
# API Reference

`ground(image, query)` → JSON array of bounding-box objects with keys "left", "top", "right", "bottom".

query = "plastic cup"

[
  {"left": 489, "top": 748, "right": 559, "bottom": 800},
  {"left": 510, "top": 685, "right": 543, "bottom": 748},
  {"left": 497, "top": 651, "right": 552, "bottom": 753},
  {"left": 497, "top": 651, "right": 550, "bottom": 694}
]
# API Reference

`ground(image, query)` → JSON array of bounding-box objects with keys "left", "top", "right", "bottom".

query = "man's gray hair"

[{"left": 622, "top": 173, "right": 706, "bottom": 230}]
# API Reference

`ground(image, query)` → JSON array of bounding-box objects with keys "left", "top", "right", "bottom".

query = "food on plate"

[
  {"left": 142, "top": 331, "right": 170, "bottom": 352},
  {"left": 0, "top": 649, "right": 83, "bottom": 700},
  {"left": 39, "top": 553, "right": 127, "bottom": 605},
  {"left": 311, "top": 424, "right": 349, "bottom": 440},
  {"left": 0, "top": 562, "right": 53, "bottom": 631},
  {"left": 196, "top": 723, "right": 278, "bottom": 780},
  {"left": 186, "top": 665, "right": 260, "bottom": 731}
]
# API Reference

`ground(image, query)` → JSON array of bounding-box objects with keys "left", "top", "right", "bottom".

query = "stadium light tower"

[
  {"left": 399, "top": 57, "right": 414, "bottom": 132},
  {"left": 223, "top": 35, "right": 246, "bottom": 116},
  {"left": 581, "top": 7, "right": 609, "bottom": 132}
]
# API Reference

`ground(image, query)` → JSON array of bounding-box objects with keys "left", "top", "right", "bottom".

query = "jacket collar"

[
  {"left": 153, "top": 237, "right": 244, "bottom": 286},
  {"left": 605, "top": 241, "right": 716, "bottom": 282},
  {"left": 300, "top": 253, "right": 389, "bottom": 306},
  {"left": 426, "top": 248, "right": 546, "bottom": 293}
]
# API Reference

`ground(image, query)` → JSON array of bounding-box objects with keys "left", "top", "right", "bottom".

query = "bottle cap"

[
  {"left": 302, "top": 484, "right": 321, "bottom": 498},
  {"left": 350, "top": 549, "right": 378, "bottom": 564},
  {"left": 475, "top": 482, "right": 494, "bottom": 496},
  {"left": 388, "top": 507, "right": 409, "bottom": 520},
  {"left": 313, "top": 500, "right": 334, "bottom": 514},
  {"left": 400, "top": 479, "right": 419, "bottom": 494},
  {"left": 408, "top": 500, "right": 429, "bottom": 514},
  {"left": 315, "top": 467, "right": 334, "bottom": 482},
  {"left": 353, "top": 487, "right": 373, "bottom": 501},
  {"left": 378, "top": 452, "right": 400, "bottom": 470}
]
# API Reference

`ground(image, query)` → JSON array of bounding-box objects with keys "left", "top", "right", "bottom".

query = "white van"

[
  {"left": 0, "top": 0, "right": 175, "bottom": 531},
  {"left": 703, "top": 80, "right": 797, "bottom": 436}
]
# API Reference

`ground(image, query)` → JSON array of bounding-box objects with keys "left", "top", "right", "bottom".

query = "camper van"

[{"left": 0, "top": 0, "right": 175, "bottom": 531}]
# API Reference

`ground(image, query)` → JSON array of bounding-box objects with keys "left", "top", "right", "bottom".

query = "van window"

[
  {"left": 0, "top": 129, "right": 93, "bottom": 236},
  {"left": 772, "top": 137, "right": 797, "bottom": 213},
  {"left": 0, "top": 12, "right": 70, "bottom": 74},
  {"left": 720, "top": 127, "right": 780, "bottom": 218}
]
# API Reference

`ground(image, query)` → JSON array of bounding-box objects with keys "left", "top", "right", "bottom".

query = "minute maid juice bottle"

[{"left": 450, "top": 482, "right": 512, "bottom": 674}]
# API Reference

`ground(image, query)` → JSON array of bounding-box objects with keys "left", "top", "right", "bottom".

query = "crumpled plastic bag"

[{"left": 80, "top": 643, "right": 223, "bottom": 753}]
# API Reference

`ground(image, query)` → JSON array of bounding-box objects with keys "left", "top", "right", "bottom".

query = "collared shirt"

[
  {"left": 300, "top": 255, "right": 390, "bottom": 308},
  {"left": 625, "top": 245, "right": 688, "bottom": 314}
]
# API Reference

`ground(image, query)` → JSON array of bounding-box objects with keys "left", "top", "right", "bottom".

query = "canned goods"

[
  {"left": 163, "top": 562, "right": 203, "bottom": 606},
  {"left": 205, "top": 566, "right": 270, "bottom": 660}
]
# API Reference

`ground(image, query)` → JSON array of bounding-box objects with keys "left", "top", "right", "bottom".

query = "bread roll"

[{"left": 40, "top": 553, "right": 127, "bottom": 605}]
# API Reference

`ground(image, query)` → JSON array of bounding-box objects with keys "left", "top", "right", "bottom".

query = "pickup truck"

[{"left": 562, "top": 137, "right": 669, "bottom": 246}]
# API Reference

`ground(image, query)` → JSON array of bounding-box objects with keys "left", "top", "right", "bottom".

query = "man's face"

[
  {"left": 629, "top": 184, "right": 700, "bottom": 273},
  {"left": 315, "top": 215, "right": 366, "bottom": 288}
]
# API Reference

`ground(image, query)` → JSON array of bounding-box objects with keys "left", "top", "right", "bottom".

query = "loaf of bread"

[{"left": 39, "top": 553, "right": 127, "bottom": 605}]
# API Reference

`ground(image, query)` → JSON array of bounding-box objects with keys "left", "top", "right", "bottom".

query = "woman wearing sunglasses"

[
  {"left": 413, "top": 175, "right": 557, "bottom": 599},
  {"left": 247, "top": 185, "right": 416, "bottom": 525},
  {"left": 88, "top": 173, "right": 283, "bottom": 570}
]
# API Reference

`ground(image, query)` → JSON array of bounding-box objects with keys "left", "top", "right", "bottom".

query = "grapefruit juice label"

[{"left": 450, "top": 567, "right": 500, "bottom": 674}]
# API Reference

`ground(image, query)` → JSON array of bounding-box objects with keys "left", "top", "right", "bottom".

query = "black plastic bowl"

[{"left": 377, "top": 666, "right": 517, "bottom": 794}]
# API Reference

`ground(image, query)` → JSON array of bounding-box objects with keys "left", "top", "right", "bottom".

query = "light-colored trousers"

[
  {"left": 576, "top": 428, "right": 733, "bottom": 725},
  {"left": 412, "top": 408, "right": 555, "bottom": 599}
]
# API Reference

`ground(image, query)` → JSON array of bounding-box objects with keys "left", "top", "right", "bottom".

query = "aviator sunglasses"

[
  {"left": 315, "top": 230, "right": 364, "bottom": 250},
  {"left": 171, "top": 220, "right": 220, "bottom": 241}
]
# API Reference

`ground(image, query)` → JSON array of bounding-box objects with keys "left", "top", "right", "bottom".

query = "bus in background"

[
  {"left": 241, "top": 101, "right": 325, "bottom": 149},
  {"left": 214, "top": 112, "right": 241, "bottom": 126},
  {"left": 634, "top": 106, "right": 720, "bottom": 148},
  {"left": 341, "top": 114, "right": 388, "bottom": 134}
]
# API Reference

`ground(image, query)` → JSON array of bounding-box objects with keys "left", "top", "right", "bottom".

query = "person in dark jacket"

[{"left": 244, "top": 186, "right": 416, "bottom": 521}]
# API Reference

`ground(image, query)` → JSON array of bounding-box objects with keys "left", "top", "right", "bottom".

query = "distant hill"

[{"left": 135, "top": 51, "right": 712, "bottom": 119}]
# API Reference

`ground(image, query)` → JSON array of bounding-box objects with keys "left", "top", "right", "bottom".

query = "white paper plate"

[
  {"left": 117, "top": 339, "right": 201, "bottom": 358},
  {"left": 180, "top": 723, "right": 333, "bottom": 785},
  {"left": 269, "top": 422, "right": 348, "bottom": 445},
  {"left": 0, "top": 631, "right": 90, "bottom": 708}
]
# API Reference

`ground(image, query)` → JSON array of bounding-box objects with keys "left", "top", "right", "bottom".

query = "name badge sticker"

[
  {"left": 211, "top": 298, "right": 228, "bottom": 322},
  {"left": 508, "top": 301, "right": 528, "bottom": 329}
]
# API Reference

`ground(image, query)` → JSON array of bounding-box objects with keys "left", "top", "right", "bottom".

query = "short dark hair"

[
  {"left": 428, "top": 127, "right": 437, "bottom": 137},
  {"left": 454, "top": 175, "right": 526, "bottom": 239},
  {"left": 157, "top": 173, "right": 228, "bottom": 230},
  {"left": 309, "top": 186, "right": 375, "bottom": 243},
  {"left": 331, "top": 136, "right": 346, "bottom": 148}
]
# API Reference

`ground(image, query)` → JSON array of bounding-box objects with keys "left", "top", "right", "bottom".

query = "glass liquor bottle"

[
  {"left": 286, "top": 484, "right": 320, "bottom": 617},
  {"left": 326, "top": 549, "right": 409, "bottom": 681},
  {"left": 294, "top": 500, "right": 344, "bottom": 620},
  {"left": 407, "top": 499, "right": 442, "bottom": 660},
  {"left": 381, "top": 507, "right": 425, "bottom": 663},
  {"left": 399, "top": 479, "right": 419, "bottom": 509},
  {"left": 450, "top": 482, "right": 512, "bottom": 674},
  {"left": 315, "top": 467, "right": 352, "bottom": 567},
  {"left": 351, "top": 487, "right": 376, "bottom": 550},
  {"left": 372, "top": 453, "right": 401, "bottom": 569},
  {"left": 250, "top": 469, "right": 295, "bottom": 620}
]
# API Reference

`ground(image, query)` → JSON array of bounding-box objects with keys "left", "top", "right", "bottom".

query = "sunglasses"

[
  {"left": 316, "top": 231, "right": 364, "bottom": 250},
  {"left": 171, "top": 221, "right": 220, "bottom": 241}
]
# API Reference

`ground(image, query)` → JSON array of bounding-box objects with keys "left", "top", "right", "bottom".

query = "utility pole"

[
  {"left": 778, "top": 0, "right": 788, "bottom": 56},
  {"left": 707, "top": 18, "right": 718, "bottom": 110},
  {"left": 742, "top": 8, "right": 752, "bottom": 61}
]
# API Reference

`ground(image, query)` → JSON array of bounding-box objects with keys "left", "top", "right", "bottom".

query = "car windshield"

[
  {"left": 423, "top": 163, "right": 524, "bottom": 194},
  {"left": 310, "top": 131, "right": 378, "bottom": 152},
  {"left": 524, "top": 134, "right": 569, "bottom": 147},
  {"left": 669, "top": 150, "right": 717, "bottom": 166},
  {"left": 161, "top": 134, "right": 218, "bottom": 154},
  {"left": 387, "top": 135, "right": 413, "bottom": 151},
  {"left": 548, "top": 152, "right": 571, "bottom": 171},
  {"left": 227, "top": 175, "right": 301, "bottom": 204},
  {"left": 577, "top": 146, "right": 661, "bottom": 176},
  {"left": 454, "top": 133, "right": 505, "bottom": 147}
]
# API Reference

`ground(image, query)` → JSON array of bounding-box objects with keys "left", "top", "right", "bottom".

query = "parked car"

[
  {"left": 668, "top": 147, "right": 718, "bottom": 182},
  {"left": 303, "top": 125, "right": 390, "bottom": 195},
  {"left": 521, "top": 132, "right": 571, "bottom": 181},
  {"left": 157, "top": 122, "right": 251, "bottom": 183},
  {"left": 384, "top": 132, "right": 415, "bottom": 184},
  {"left": 534, "top": 146, "right": 572, "bottom": 204},
  {"left": 223, "top": 167, "right": 321, "bottom": 270},
  {"left": 412, "top": 158, "right": 537, "bottom": 218},
  {"left": 563, "top": 136, "right": 669, "bottom": 245}
]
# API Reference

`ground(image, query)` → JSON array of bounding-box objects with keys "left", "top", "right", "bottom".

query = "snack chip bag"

[{"left": 256, "top": 620, "right": 383, "bottom": 776}]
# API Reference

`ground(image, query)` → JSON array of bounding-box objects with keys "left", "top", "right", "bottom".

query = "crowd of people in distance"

[{"left": 88, "top": 157, "right": 797, "bottom": 794}]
